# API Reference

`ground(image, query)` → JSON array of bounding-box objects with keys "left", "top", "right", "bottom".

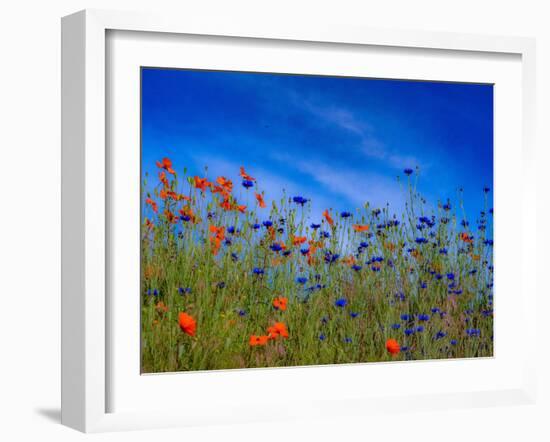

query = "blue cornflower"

[
  {"left": 404, "top": 168, "right": 414, "bottom": 175},
  {"left": 418, "top": 314, "right": 430, "bottom": 322},
  {"left": 334, "top": 298, "right": 347, "bottom": 308},
  {"left": 447, "top": 273, "right": 455, "bottom": 281},
  {"left": 434, "top": 331, "right": 447, "bottom": 340},
  {"left": 231, "top": 253, "right": 239, "bottom": 262},
  {"left": 443, "top": 202, "right": 451, "bottom": 211},
  {"left": 435, "top": 274, "right": 443, "bottom": 280},
  {"left": 439, "top": 248, "right": 448, "bottom": 255},
  {"left": 351, "top": 265, "right": 362, "bottom": 272},
  {"left": 450, "top": 339, "right": 458, "bottom": 346},
  {"left": 300, "top": 248, "right": 310, "bottom": 255},
  {"left": 217, "top": 281, "right": 226, "bottom": 289},
  {"left": 262, "top": 220, "right": 273, "bottom": 228},
  {"left": 360, "top": 241, "right": 369, "bottom": 248},
  {"left": 178, "top": 287, "right": 191, "bottom": 295},
  {"left": 416, "top": 326, "right": 424, "bottom": 333},
  {"left": 344, "top": 337, "right": 352, "bottom": 343},
  {"left": 461, "top": 220, "right": 469, "bottom": 227},
  {"left": 415, "top": 237, "right": 428, "bottom": 244},
  {"left": 292, "top": 196, "right": 309, "bottom": 205},
  {"left": 484, "top": 239, "right": 494, "bottom": 246},
  {"left": 296, "top": 276, "right": 308, "bottom": 285},
  {"left": 340, "top": 211, "right": 352, "bottom": 218},
  {"left": 391, "top": 323, "right": 401, "bottom": 330},
  {"left": 466, "top": 328, "right": 481, "bottom": 337},
  {"left": 252, "top": 268, "right": 264, "bottom": 275},
  {"left": 252, "top": 223, "right": 260, "bottom": 230},
  {"left": 404, "top": 328, "right": 415, "bottom": 336},
  {"left": 270, "top": 243, "right": 283, "bottom": 252},
  {"left": 282, "top": 250, "right": 292, "bottom": 257},
  {"left": 153, "top": 289, "right": 159, "bottom": 297},
  {"left": 400, "top": 346, "right": 410, "bottom": 352},
  {"left": 180, "top": 215, "right": 191, "bottom": 222},
  {"left": 350, "top": 312, "right": 359, "bottom": 318},
  {"left": 321, "top": 231, "right": 330, "bottom": 238},
  {"left": 224, "top": 239, "right": 232, "bottom": 246},
  {"left": 227, "top": 226, "right": 236, "bottom": 234},
  {"left": 420, "top": 282, "right": 427, "bottom": 289},
  {"left": 310, "top": 223, "right": 321, "bottom": 229},
  {"left": 319, "top": 334, "right": 326, "bottom": 341},
  {"left": 431, "top": 307, "right": 440, "bottom": 314},
  {"left": 324, "top": 251, "right": 339, "bottom": 263},
  {"left": 238, "top": 309, "right": 246, "bottom": 317},
  {"left": 242, "top": 179, "right": 254, "bottom": 188},
  {"left": 400, "top": 314, "right": 412, "bottom": 321}
]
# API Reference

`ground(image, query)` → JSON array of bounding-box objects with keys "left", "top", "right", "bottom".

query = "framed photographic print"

[{"left": 61, "top": 9, "right": 538, "bottom": 432}]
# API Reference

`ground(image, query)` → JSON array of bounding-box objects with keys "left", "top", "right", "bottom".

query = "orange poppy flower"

[
  {"left": 194, "top": 176, "right": 212, "bottom": 192},
  {"left": 155, "top": 301, "right": 168, "bottom": 314},
  {"left": 323, "top": 209, "right": 334, "bottom": 226},
  {"left": 156, "top": 157, "right": 176, "bottom": 175},
  {"left": 352, "top": 224, "right": 370, "bottom": 232},
  {"left": 255, "top": 192, "right": 266, "bottom": 208},
  {"left": 385, "top": 242, "right": 396, "bottom": 252},
  {"left": 145, "top": 197, "right": 158, "bottom": 213},
  {"left": 144, "top": 218, "right": 154, "bottom": 230},
  {"left": 385, "top": 338, "right": 400, "bottom": 355},
  {"left": 220, "top": 197, "right": 232, "bottom": 211},
  {"left": 249, "top": 335, "right": 269, "bottom": 346},
  {"left": 236, "top": 204, "right": 247, "bottom": 214},
  {"left": 292, "top": 236, "right": 307, "bottom": 246},
  {"left": 209, "top": 225, "right": 226, "bottom": 255},
  {"left": 178, "top": 312, "right": 197, "bottom": 336},
  {"left": 343, "top": 255, "right": 357, "bottom": 266},
  {"left": 460, "top": 232, "right": 473, "bottom": 243},
  {"left": 267, "top": 322, "right": 289, "bottom": 339},
  {"left": 268, "top": 226, "right": 276, "bottom": 241},
  {"left": 272, "top": 296, "right": 288, "bottom": 311},
  {"left": 240, "top": 166, "right": 256, "bottom": 182},
  {"left": 164, "top": 209, "right": 178, "bottom": 224},
  {"left": 216, "top": 176, "right": 233, "bottom": 193},
  {"left": 159, "top": 171, "right": 170, "bottom": 188}
]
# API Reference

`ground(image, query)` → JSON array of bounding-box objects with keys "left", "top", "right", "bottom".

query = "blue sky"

[{"left": 142, "top": 68, "right": 493, "bottom": 222}]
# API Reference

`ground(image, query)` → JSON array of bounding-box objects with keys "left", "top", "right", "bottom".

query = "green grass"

[{"left": 141, "top": 162, "right": 493, "bottom": 373}]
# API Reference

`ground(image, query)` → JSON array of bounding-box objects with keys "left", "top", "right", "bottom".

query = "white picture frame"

[{"left": 61, "top": 9, "right": 538, "bottom": 433}]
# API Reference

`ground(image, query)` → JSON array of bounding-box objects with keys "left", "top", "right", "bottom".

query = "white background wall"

[{"left": 0, "top": 1, "right": 548, "bottom": 441}]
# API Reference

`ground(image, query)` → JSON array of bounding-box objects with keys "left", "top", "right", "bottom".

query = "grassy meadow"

[{"left": 141, "top": 159, "right": 493, "bottom": 373}]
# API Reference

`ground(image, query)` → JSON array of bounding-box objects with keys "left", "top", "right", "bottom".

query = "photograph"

[{"left": 140, "top": 67, "right": 494, "bottom": 373}]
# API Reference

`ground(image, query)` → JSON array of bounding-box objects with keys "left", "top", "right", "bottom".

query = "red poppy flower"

[
  {"left": 194, "top": 176, "right": 211, "bottom": 192},
  {"left": 216, "top": 176, "right": 233, "bottom": 193},
  {"left": 352, "top": 224, "right": 370, "bottom": 232},
  {"left": 145, "top": 197, "right": 158, "bottom": 213},
  {"left": 292, "top": 236, "right": 307, "bottom": 246},
  {"left": 156, "top": 157, "right": 176, "bottom": 175},
  {"left": 178, "top": 312, "right": 197, "bottom": 336},
  {"left": 385, "top": 338, "right": 400, "bottom": 355}
]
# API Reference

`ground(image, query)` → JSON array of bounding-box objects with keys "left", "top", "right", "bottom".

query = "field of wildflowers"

[{"left": 141, "top": 158, "right": 493, "bottom": 373}]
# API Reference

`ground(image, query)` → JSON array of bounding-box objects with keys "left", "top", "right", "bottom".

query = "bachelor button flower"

[
  {"left": 238, "top": 309, "right": 247, "bottom": 316},
  {"left": 252, "top": 223, "right": 260, "bottom": 230},
  {"left": 334, "top": 298, "right": 347, "bottom": 308},
  {"left": 231, "top": 252, "right": 239, "bottom": 262},
  {"left": 227, "top": 226, "right": 236, "bottom": 234},
  {"left": 400, "top": 314, "right": 412, "bottom": 321},
  {"left": 415, "top": 237, "right": 428, "bottom": 244},
  {"left": 180, "top": 215, "right": 191, "bottom": 222},
  {"left": 416, "top": 326, "right": 424, "bottom": 333},
  {"left": 340, "top": 211, "right": 352, "bottom": 218},
  {"left": 484, "top": 239, "right": 494, "bottom": 246},
  {"left": 447, "top": 273, "right": 455, "bottom": 281},
  {"left": 450, "top": 339, "right": 457, "bottom": 346},
  {"left": 435, "top": 331, "right": 447, "bottom": 340},
  {"left": 404, "top": 328, "right": 415, "bottom": 336},
  {"left": 292, "top": 196, "right": 309, "bottom": 206},
  {"left": 461, "top": 220, "right": 469, "bottom": 227},
  {"left": 420, "top": 282, "right": 427, "bottom": 289},
  {"left": 242, "top": 179, "right": 254, "bottom": 188},
  {"left": 262, "top": 220, "right": 273, "bottom": 228},
  {"left": 153, "top": 289, "right": 159, "bottom": 297},
  {"left": 282, "top": 250, "right": 292, "bottom": 257},
  {"left": 270, "top": 243, "right": 283, "bottom": 252},
  {"left": 391, "top": 323, "right": 401, "bottom": 330},
  {"left": 178, "top": 287, "right": 192, "bottom": 295},
  {"left": 435, "top": 274, "right": 443, "bottom": 280},
  {"left": 466, "top": 328, "right": 481, "bottom": 337},
  {"left": 324, "top": 251, "right": 340, "bottom": 263},
  {"left": 352, "top": 265, "right": 362, "bottom": 272},
  {"left": 404, "top": 168, "right": 414, "bottom": 175},
  {"left": 310, "top": 223, "right": 321, "bottom": 229},
  {"left": 344, "top": 337, "right": 353, "bottom": 343},
  {"left": 400, "top": 346, "right": 410, "bottom": 352},
  {"left": 296, "top": 276, "right": 308, "bottom": 285},
  {"left": 252, "top": 267, "right": 265, "bottom": 275},
  {"left": 439, "top": 248, "right": 448, "bottom": 255},
  {"left": 321, "top": 231, "right": 331, "bottom": 239},
  {"left": 350, "top": 312, "right": 359, "bottom": 318},
  {"left": 418, "top": 314, "right": 430, "bottom": 322},
  {"left": 300, "top": 248, "right": 310, "bottom": 256},
  {"left": 431, "top": 307, "right": 440, "bottom": 314},
  {"left": 319, "top": 334, "right": 326, "bottom": 341}
]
